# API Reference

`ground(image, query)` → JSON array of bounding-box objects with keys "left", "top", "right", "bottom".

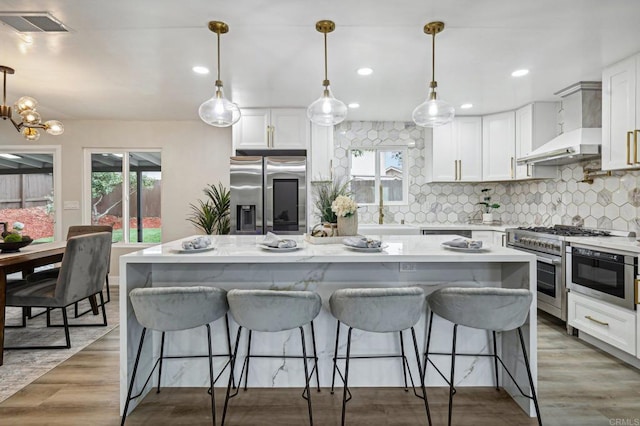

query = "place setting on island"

[
  {"left": 256, "top": 232, "right": 303, "bottom": 252},
  {"left": 440, "top": 237, "right": 491, "bottom": 253}
]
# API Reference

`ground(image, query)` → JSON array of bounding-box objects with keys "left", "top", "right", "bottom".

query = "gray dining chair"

[
  {"left": 4, "top": 232, "right": 111, "bottom": 349},
  {"left": 122, "top": 286, "right": 230, "bottom": 426},
  {"left": 423, "top": 287, "right": 541, "bottom": 426},
  {"left": 222, "top": 289, "right": 322, "bottom": 426},
  {"left": 329, "top": 287, "right": 432, "bottom": 426}
]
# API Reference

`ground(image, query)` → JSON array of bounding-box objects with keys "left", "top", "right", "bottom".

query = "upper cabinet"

[
  {"left": 429, "top": 117, "right": 482, "bottom": 182},
  {"left": 309, "top": 124, "right": 334, "bottom": 181},
  {"left": 482, "top": 111, "right": 515, "bottom": 181},
  {"left": 233, "top": 108, "right": 310, "bottom": 151},
  {"left": 514, "top": 103, "right": 558, "bottom": 180},
  {"left": 602, "top": 54, "right": 639, "bottom": 171}
]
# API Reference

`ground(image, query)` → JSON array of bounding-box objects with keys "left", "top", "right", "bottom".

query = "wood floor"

[{"left": 0, "top": 309, "right": 639, "bottom": 425}]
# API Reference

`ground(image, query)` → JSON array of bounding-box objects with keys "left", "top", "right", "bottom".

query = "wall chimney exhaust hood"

[{"left": 517, "top": 82, "right": 601, "bottom": 166}]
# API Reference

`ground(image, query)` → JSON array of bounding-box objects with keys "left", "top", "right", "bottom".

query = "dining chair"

[{"left": 4, "top": 232, "right": 111, "bottom": 349}]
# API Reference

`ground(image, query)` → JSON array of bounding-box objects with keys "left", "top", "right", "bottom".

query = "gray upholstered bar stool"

[
  {"left": 222, "top": 289, "right": 322, "bottom": 426},
  {"left": 423, "top": 287, "right": 542, "bottom": 426},
  {"left": 329, "top": 287, "right": 432, "bottom": 426},
  {"left": 122, "top": 286, "right": 231, "bottom": 426}
]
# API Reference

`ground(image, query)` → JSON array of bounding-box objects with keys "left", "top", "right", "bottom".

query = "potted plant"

[
  {"left": 332, "top": 195, "right": 359, "bottom": 236},
  {"left": 187, "top": 183, "right": 231, "bottom": 235},
  {"left": 477, "top": 188, "right": 500, "bottom": 224},
  {"left": 312, "top": 179, "right": 350, "bottom": 236}
]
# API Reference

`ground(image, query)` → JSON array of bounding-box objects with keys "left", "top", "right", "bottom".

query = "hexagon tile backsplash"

[{"left": 332, "top": 121, "right": 640, "bottom": 232}]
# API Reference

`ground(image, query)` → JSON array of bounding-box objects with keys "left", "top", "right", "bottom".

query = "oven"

[{"left": 567, "top": 244, "right": 638, "bottom": 310}]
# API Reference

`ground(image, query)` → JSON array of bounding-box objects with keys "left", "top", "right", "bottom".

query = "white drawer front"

[{"left": 568, "top": 292, "right": 636, "bottom": 355}]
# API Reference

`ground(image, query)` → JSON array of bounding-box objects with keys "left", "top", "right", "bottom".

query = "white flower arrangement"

[
  {"left": 331, "top": 195, "right": 358, "bottom": 218},
  {"left": 13, "top": 222, "right": 24, "bottom": 231}
]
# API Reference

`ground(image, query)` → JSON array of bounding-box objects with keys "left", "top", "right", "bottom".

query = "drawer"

[{"left": 568, "top": 292, "right": 636, "bottom": 355}]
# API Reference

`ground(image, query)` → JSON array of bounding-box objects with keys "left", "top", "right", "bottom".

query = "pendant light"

[
  {"left": 307, "top": 20, "right": 347, "bottom": 126},
  {"left": 199, "top": 21, "right": 241, "bottom": 127},
  {"left": 412, "top": 21, "right": 455, "bottom": 127}
]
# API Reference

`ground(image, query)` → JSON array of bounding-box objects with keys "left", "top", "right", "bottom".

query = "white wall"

[{"left": 0, "top": 119, "right": 232, "bottom": 274}]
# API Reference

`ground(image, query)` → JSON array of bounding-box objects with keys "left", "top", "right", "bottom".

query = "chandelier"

[{"left": 0, "top": 65, "right": 64, "bottom": 141}]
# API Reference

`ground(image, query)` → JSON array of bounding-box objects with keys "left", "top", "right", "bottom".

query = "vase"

[
  {"left": 482, "top": 213, "right": 494, "bottom": 224},
  {"left": 337, "top": 214, "right": 358, "bottom": 236},
  {"left": 322, "top": 222, "right": 338, "bottom": 237}
]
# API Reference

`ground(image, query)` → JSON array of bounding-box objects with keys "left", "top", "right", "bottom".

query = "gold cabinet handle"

[
  {"left": 454, "top": 160, "right": 458, "bottom": 180},
  {"left": 510, "top": 157, "right": 514, "bottom": 179},
  {"left": 458, "top": 160, "right": 462, "bottom": 180},
  {"left": 526, "top": 163, "right": 531, "bottom": 177},
  {"left": 627, "top": 131, "right": 633, "bottom": 165},
  {"left": 270, "top": 126, "right": 275, "bottom": 147},
  {"left": 266, "top": 126, "right": 271, "bottom": 147},
  {"left": 635, "top": 278, "right": 639, "bottom": 305},
  {"left": 635, "top": 130, "right": 639, "bottom": 164},
  {"left": 585, "top": 315, "right": 609, "bottom": 326}
]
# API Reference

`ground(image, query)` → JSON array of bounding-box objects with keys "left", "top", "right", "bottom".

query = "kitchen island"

[{"left": 120, "top": 234, "right": 537, "bottom": 417}]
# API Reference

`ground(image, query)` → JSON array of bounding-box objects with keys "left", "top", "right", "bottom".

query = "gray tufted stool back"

[
  {"left": 329, "top": 287, "right": 425, "bottom": 333},
  {"left": 328, "top": 287, "right": 431, "bottom": 426},
  {"left": 427, "top": 287, "right": 532, "bottom": 332},
  {"left": 227, "top": 289, "right": 322, "bottom": 332},
  {"left": 129, "top": 286, "right": 229, "bottom": 332}
]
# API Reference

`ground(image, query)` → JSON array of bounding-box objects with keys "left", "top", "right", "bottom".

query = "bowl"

[{"left": 0, "top": 238, "right": 33, "bottom": 253}]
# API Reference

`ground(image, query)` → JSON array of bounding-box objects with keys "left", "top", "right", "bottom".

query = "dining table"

[{"left": 0, "top": 241, "right": 66, "bottom": 366}]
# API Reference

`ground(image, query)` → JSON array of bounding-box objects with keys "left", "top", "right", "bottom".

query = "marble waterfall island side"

[{"left": 120, "top": 235, "right": 537, "bottom": 417}]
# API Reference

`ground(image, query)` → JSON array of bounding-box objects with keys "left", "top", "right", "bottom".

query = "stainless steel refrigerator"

[{"left": 230, "top": 156, "right": 307, "bottom": 235}]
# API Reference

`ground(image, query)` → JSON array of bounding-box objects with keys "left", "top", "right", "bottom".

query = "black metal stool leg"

[
  {"left": 341, "top": 327, "right": 353, "bottom": 426},
  {"left": 62, "top": 307, "right": 71, "bottom": 348},
  {"left": 224, "top": 314, "right": 236, "bottom": 389},
  {"left": 222, "top": 326, "right": 243, "bottom": 426},
  {"left": 411, "top": 327, "right": 432, "bottom": 426},
  {"left": 156, "top": 332, "right": 166, "bottom": 393},
  {"left": 122, "top": 328, "right": 147, "bottom": 426},
  {"left": 105, "top": 274, "right": 111, "bottom": 303},
  {"left": 299, "top": 326, "right": 313, "bottom": 426},
  {"left": 330, "top": 319, "right": 341, "bottom": 394},
  {"left": 310, "top": 321, "right": 321, "bottom": 392},
  {"left": 243, "top": 330, "right": 252, "bottom": 391},
  {"left": 206, "top": 324, "right": 216, "bottom": 426},
  {"left": 492, "top": 330, "right": 500, "bottom": 390},
  {"left": 399, "top": 330, "right": 409, "bottom": 391},
  {"left": 448, "top": 324, "right": 458, "bottom": 426},
  {"left": 422, "top": 311, "right": 434, "bottom": 383},
  {"left": 518, "top": 327, "right": 543, "bottom": 426}
]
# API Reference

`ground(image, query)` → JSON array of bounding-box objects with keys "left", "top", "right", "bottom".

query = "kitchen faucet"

[{"left": 378, "top": 185, "right": 384, "bottom": 224}]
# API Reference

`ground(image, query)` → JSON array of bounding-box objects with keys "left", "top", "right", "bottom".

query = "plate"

[
  {"left": 173, "top": 246, "right": 215, "bottom": 254},
  {"left": 441, "top": 244, "right": 490, "bottom": 253},
  {"left": 257, "top": 244, "right": 301, "bottom": 252},
  {"left": 343, "top": 244, "right": 387, "bottom": 253}
]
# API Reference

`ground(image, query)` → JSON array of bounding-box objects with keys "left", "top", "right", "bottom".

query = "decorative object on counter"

[
  {"left": 342, "top": 236, "right": 386, "bottom": 252},
  {"left": 0, "top": 235, "right": 33, "bottom": 253},
  {"left": 477, "top": 188, "right": 501, "bottom": 224},
  {"left": 181, "top": 236, "right": 212, "bottom": 251},
  {"left": 198, "top": 21, "right": 241, "bottom": 127},
  {"left": 412, "top": 21, "right": 455, "bottom": 127},
  {"left": 441, "top": 238, "right": 486, "bottom": 252},
  {"left": 187, "top": 183, "right": 231, "bottom": 235},
  {"left": 0, "top": 65, "right": 64, "bottom": 140},
  {"left": 260, "top": 232, "right": 298, "bottom": 249},
  {"left": 312, "top": 178, "right": 350, "bottom": 226},
  {"left": 307, "top": 20, "right": 347, "bottom": 126},
  {"left": 12, "top": 221, "right": 24, "bottom": 236},
  {"left": 332, "top": 195, "right": 358, "bottom": 236}
]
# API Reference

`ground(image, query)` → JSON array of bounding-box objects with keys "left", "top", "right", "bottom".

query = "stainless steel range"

[{"left": 505, "top": 225, "right": 621, "bottom": 322}]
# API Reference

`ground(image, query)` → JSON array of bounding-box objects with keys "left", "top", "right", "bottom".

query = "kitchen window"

[
  {"left": 349, "top": 148, "right": 408, "bottom": 205},
  {"left": 85, "top": 150, "right": 162, "bottom": 243}
]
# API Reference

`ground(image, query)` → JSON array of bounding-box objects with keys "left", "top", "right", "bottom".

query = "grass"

[{"left": 112, "top": 228, "right": 162, "bottom": 243}]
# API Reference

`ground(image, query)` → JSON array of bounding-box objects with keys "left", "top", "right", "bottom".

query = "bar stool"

[
  {"left": 222, "top": 289, "right": 322, "bottom": 426},
  {"left": 122, "top": 286, "right": 231, "bottom": 426},
  {"left": 423, "top": 287, "right": 542, "bottom": 426},
  {"left": 329, "top": 287, "right": 431, "bottom": 426}
]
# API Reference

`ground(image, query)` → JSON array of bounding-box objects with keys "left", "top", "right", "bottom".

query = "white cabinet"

[
  {"left": 515, "top": 103, "right": 558, "bottom": 180},
  {"left": 568, "top": 292, "right": 636, "bottom": 355},
  {"left": 493, "top": 231, "right": 506, "bottom": 247},
  {"left": 309, "top": 124, "right": 334, "bottom": 181},
  {"left": 482, "top": 111, "right": 516, "bottom": 181},
  {"left": 233, "top": 108, "right": 309, "bottom": 151},
  {"left": 602, "top": 54, "right": 639, "bottom": 170},
  {"left": 472, "top": 230, "right": 506, "bottom": 247},
  {"left": 429, "top": 117, "right": 482, "bottom": 182}
]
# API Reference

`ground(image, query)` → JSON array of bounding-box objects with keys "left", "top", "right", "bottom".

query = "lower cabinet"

[
  {"left": 471, "top": 230, "right": 505, "bottom": 247},
  {"left": 568, "top": 292, "right": 636, "bottom": 355}
]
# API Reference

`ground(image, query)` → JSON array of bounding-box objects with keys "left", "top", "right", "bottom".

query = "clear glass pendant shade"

[
  {"left": 14, "top": 96, "right": 37, "bottom": 113},
  {"left": 22, "top": 127, "right": 40, "bottom": 141},
  {"left": 307, "top": 88, "right": 347, "bottom": 126},
  {"left": 44, "top": 120, "right": 64, "bottom": 135},
  {"left": 198, "top": 87, "right": 241, "bottom": 127},
  {"left": 412, "top": 95, "right": 455, "bottom": 127},
  {"left": 20, "top": 110, "right": 41, "bottom": 125}
]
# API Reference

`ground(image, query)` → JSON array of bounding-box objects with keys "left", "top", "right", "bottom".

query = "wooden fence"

[{"left": 0, "top": 174, "right": 52, "bottom": 209}]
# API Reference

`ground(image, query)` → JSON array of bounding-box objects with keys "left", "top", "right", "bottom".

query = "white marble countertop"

[
  {"left": 417, "top": 223, "right": 514, "bottom": 232},
  {"left": 565, "top": 236, "right": 640, "bottom": 253},
  {"left": 121, "top": 234, "right": 533, "bottom": 264}
]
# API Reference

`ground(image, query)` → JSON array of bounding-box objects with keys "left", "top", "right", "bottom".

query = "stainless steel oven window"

[{"left": 537, "top": 260, "right": 557, "bottom": 297}]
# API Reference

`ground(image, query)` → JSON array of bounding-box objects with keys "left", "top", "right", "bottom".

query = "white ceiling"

[{"left": 1, "top": 0, "right": 640, "bottom": 123}]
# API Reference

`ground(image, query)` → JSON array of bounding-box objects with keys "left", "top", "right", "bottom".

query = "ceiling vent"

[{"left": 0, "top": 12, "right": 69, "bottom": 33}]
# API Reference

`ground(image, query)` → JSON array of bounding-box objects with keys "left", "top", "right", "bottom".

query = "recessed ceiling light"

[
  {"left": 348, "top": 103, "right": 360, "bottom": 109},
  {"left": 192, "top": 66, "right": 210, "bottom": 75},
  {"left": 357, "top": 67, "right": 373, "bottom": 76},
  {"left": 460, "top": 103, "right": 473, "bottom": 109},
  {"left": 511, "top": 69, "right": 529, "bottom": 77}
]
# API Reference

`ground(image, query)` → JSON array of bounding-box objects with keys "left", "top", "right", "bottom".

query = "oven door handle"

[{"left": 537, "top": 256, "right": 561, "bottom": 265}]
